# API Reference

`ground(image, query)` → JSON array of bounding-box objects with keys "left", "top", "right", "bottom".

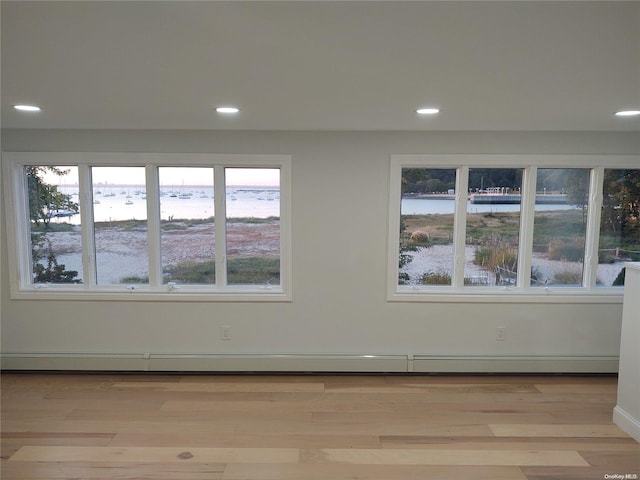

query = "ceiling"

[{"left": 2, "top": 1, "right": 639, "bottom": 131}]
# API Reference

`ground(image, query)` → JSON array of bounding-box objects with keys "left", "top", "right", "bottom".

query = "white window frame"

[
  {"left": 3, "top": 152, "right": 292, "bottom": 302},
  {"left": 388, "top": 154, "right": 640, "bottom": 303}
]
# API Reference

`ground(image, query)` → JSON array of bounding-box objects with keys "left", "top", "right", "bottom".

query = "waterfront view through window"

[
  {"left": 9, "top": 154, "right": 290, "bottom": 299},
  {"left": 392, "top": 157, "right": 640, "bottom": 294}
]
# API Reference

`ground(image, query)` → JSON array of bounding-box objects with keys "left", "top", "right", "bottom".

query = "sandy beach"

[
  {"left": 39, "top": 222, "right": 625, "bottom": 287},
  {"left": 42, "top": 221, "right": 280, "bottom": 284},
  {"left": 402, "top": 244, "right": 625, "bottom": 287}
]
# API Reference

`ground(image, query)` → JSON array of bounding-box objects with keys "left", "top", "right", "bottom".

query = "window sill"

[
  {"left": 390, "top": 286, "right": 624, "bottom": 303},
  {"left": 11, "top": 285, "right": 292, "bottom": 302}
]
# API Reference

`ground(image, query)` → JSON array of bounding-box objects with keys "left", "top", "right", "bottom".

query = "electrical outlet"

[
  {"left": 221, "top": 325, "right": 231, "bottom": 340},
  {"left": 496, "top": 327, "right": 506, "bottom": 341}
]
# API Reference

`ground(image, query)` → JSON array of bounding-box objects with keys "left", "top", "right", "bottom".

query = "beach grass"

[
  {"left": 164, "top": 256, "right": 279, "bottom": 285},
  {"left": 119, "top": 256, "right": 279, "bottom": 285},
  {"left": 403, "top": 209, "right": 625, "bottom": 247}
]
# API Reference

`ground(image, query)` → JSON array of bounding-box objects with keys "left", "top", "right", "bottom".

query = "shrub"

[
  {"left": 474, "top": 245, "right": 517, "bottom": 271},
  {"left": 161, "top": 222, "right": 188, "bottom": 231},
  {"left": 163, "top": 256, "right": 280, "bottom": 285},
  {"left": 226, "top": 256, "right": 280, "bottom": 284},
  {"left": 420, "top": 271, "right": 451, "bottom": 285},
  {"left": 548, "top": 239, "right": 584, "bottom": 262},
  {"left": 120, "top": 275, "right": 149, "bottom": 284},
  {"left": 164, "top": 260, "right": 215, "bottom": 284},
  {"left": 409, "top": 230, "right": 430, "bottom": 245},
  {"left": 553, "top": 269, "right": 582, "bottom": 285}
]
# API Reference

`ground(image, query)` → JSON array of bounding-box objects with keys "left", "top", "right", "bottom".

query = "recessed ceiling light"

[
  {"left": 615, "top": 110, "right": 640, "bottom": 117},
  {"left": 216, "top": 106, "right": 239, "bottom": 114},
  {"left": 14, "top": 104, "right": 41, "bottom": 112},
  {"left": 416, "top": 107, "right": 440, "bottom": 115}
]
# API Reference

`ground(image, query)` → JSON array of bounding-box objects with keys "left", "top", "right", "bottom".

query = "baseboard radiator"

[{"left": 0, "top": 353, "right": 619, "bottom": 373}]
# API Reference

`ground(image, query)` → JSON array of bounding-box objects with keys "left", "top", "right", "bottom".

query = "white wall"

[
  {"left": 615, "top": 263, "right": 640, "bottom": 441},
  {"left": 2, "top": 130, "right": 639, "bottom": 372}
]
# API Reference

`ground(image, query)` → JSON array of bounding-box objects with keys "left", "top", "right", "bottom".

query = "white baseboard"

[
  {"left": 613, "top": 406, "right": 640, "bottom": 443},
  {"left": 1, "top": 353, "right": 619, "bottom": 373},
  {"left": 0, "top": 354, "right": 148, "bottom": 371},
  {"left": 148, "top": 354, "right": 408, "bottom": 372},
  {"left": 412, "top": 355, "right": 619, "bottom": 373}
]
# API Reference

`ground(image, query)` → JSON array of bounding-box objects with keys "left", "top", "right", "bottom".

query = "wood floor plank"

[
  {"left": 301, "top": 448, "right": 590, "bottom": 467},
  {"left": 1, "top": 432, "right": 115, "bottom": 459},
  {"left": 160, "top": 398, "right": 394, "bottom": 413},
  {"left": 64, "top": 407, "right": 311, "bottom": 423},
  {"left": 43, "top": 389, "right": 274, "bottom": 403},
  {"left": 112, "top": 381, "right": 324, "bottom": 392},
  {"left": 490, "top": 424, "right": 630, "bottom": 438},
  {"left": 1, "top": 418, "right": 239, "bottom": 435},
  {"left": 312, "top": 410, "right": 556, "bottom": 426},
  {"left": 379, "top": 436, "right": 640, "bottom": 452},
  {"left": 521, "top": 466, "right": 638, "bottom": 480},
  {"left": 1, "top": 461, "right": 225, "bottom": 480},
  {"left": 109, "top": 432, "right": 382, "bottom": 449},
  {"left": 577, "top": 450, "right": 640, "bottom": 470},
  {"left": 223, "top": 463, "right": 529, "bottom": 480},
  {"left": 324, "top": 383, "right": 540, "bottom": 394},
  {"left": 2, "top": 373, "right": 637, "bottom": 480},
  {"left": 9, "top": 446, "right": 300, "bottom": 464},
  {"left": 534, "top": 384, "right": 618, "bottom": 394},
  {"left": 383, "top": 375, "right": 617, "bottom": 386}
]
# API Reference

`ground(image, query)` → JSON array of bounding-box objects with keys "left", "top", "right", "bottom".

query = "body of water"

[
  {"left": 51, "top": 188, "right": 575, "bottom": 224},
  {"left": 401, "top": 197, "right": 577, "bottom": 215},
  {"left": 54, "top": 186, "right": 280, "bottom": 224}
]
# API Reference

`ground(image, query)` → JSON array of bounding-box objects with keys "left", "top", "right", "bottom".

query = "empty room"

[{"left": 1, "top": 1, "right": 639, "bottom": 479}]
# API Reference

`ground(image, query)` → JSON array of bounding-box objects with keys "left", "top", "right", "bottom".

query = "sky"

[{"left": 41, "top": 166, "right": 280, "bottom": 187}]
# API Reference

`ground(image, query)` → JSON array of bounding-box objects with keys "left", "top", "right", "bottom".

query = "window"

[
  {"left": 598, "top": 169, "right": 640, "bottom": 287},
  {"left": 4, "top": 153, "right": 292, "bottom": 301},
  {"left": 531, "top": 168, "right": 589, "bottom": 287},
  {"left": 400, "top": 168, "right": 457, "bottom": 286},
  {"left": 27, "top": 166, "right": 83, "bottom": 285},
  {"left": 466, "top": 168, "right": 523, "bottom": 287},
  {"left": 389, "top": 155, "right": 640, "bottom": 301},
  {"left": 159, "top": 167, "right": 215, "bottom": 286},
  {"left": 92, "top": 166, "right": 149, "bottom": 285},
  {"left": 225, "top": 168, "right": 281, "bottom": 287}
]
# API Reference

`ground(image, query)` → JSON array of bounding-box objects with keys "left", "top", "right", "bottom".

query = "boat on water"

[{"left": 49, "top": 209, "right": 77, "bottom": 218}]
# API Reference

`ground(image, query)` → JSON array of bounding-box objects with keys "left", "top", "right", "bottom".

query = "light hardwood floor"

[{"left": 1, "top": 373, "right": 638, "bottom": 479}]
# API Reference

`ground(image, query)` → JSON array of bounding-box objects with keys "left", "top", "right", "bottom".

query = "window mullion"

[
  {"left": 78, "top": 165, "right": 96, "bottom": 287},
  {"left": 214, "top": 165, "right": 227, "bottom": 288},
  {"left": 583, "top": 167, "right": 604, "bottom": 288},
  {"left": 388, "top": 158, "right": 403, "bottom": 296},
  {"left": 145, "top": 166, "right": 162, "bottom": 287},
  {"left": 453, "top": 167, "right": 469, "bottom": 288},
  {"left": 15, "top": 164, "right": 33, "bottom": 289},
  {"left": 518, "top": 166, "right": 537, "bottom": 289}
]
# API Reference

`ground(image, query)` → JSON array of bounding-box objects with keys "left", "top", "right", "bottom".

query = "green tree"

[
  {"left": 26, "top": 166, "right": 78, "bottom": 226},
  {"left": 564, "top": 169, "right": 590, "bottom": 224},
  {"left": 601, "top": 169, "right": 640, "bottom": 242},
  {"left": 31, "top": 234, "right": 80, "bottom": 284},
  {"left": 27, "top": 166, "right": 80, "bottom": 283}
]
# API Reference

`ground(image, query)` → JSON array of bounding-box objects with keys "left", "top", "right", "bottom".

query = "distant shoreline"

[
  {"left": 404, "top": 194, "right": 455, "bottom": 200},
  {"left": 403, "top": 193, "right": 569, "bottom": 205}
]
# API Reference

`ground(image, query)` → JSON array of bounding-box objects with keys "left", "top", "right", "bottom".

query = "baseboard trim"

[
  {"left": 613, "top": 406, "right": 640, "bottom": 443},
  {"left": 0, "top": 354, "right": 148, "bottom": 371},
  {"left": 412, "top": 355, "right": 619, "bottom": 373},
  {"left": 1, "top": 353, "right": 619, "bottom": 373},
  {"left": 148, "top": 354, "right": 408, "bottom": 372}
]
